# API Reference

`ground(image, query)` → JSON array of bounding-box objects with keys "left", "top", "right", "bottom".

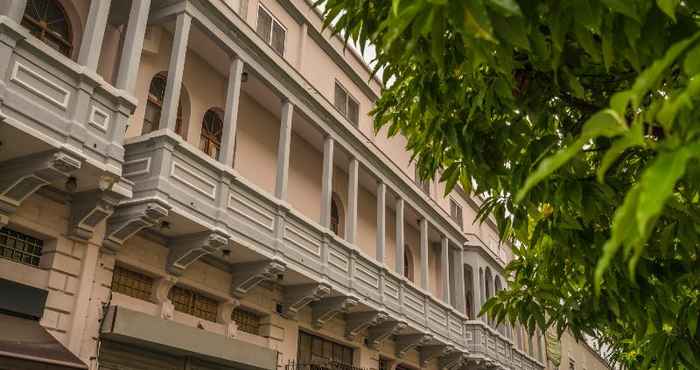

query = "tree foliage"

[{"left": 316, "top": 0, "right": 700, "bottom": 368}]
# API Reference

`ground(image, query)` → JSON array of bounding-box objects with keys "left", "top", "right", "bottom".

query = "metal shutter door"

[{"left": 97, "top": 341, "right": 184, "bottom": 370}]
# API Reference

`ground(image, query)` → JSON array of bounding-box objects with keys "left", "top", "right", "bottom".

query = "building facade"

[{"left": 0, "top": 1, "right": 609, "bottom": 370}]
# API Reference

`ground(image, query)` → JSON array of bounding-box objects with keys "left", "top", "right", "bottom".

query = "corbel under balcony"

[
  {"left": 395, "top": 333, "right": 432, "bottom": 358},
  {"left": 103, "top": 200, "right": 170, "bottom": 253},
  {"left": 280, "top": 283, "right": 331, "bottom": 319},
  {"left": 311, "top": 295, "right": 358, "bottom": 329},
  {"left": 68, "top": 181, "right": 131, "bottom": 241},
  {"left": 166, "top": 230, "right": 230, "bottom": 276},
  {"left": 440, "top": 351, "right": 466, "bottom": 370},
  {"left": 0, "top": 150, "right": 81, "bottom": 225},
  {"left": 345, "top": 310, "right": 388, "bottom": 340},
  {"left": 230, "top": 260, "right": 287, "bottom": 298},
  {"left": 419, "top": 344, "right": 453, "bottom": 368},
  {"left": 366, "top": 320, "right": 406, "bottom": 350}
]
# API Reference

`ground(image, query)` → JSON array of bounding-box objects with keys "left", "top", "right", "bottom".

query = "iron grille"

[
  {"left": 168, "top": 285, "right": 219, "bottom": 322},
  {"left": 232, "top": 307, "right": 261, "bottom": 335},
  {"left": 111, "top": 265, "right": 154, "bottom": 301},
  {"left": 285, "top": 360, "right": 368, "bottom": 370},
  {"left": 0, "top": 227, "right": 43, "bottom": 266}
]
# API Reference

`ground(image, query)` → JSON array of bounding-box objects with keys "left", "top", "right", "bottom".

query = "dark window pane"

[
  {"left": 347, "top": 98, "right": 359, "bottom": 125},
  {"left": 334, "top": 83, "right": 347, "bottom": 114},
  {"left": 271, "top": 22, "right": 286, "bottom": 55},
  {"left": 256, "top": 7, "right": 272, "bottom": 43},
  {"left": 0, "top": 227, "right": 43, "bottom": 267}
]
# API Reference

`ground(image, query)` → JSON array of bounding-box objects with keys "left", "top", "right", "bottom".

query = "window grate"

[
  {"left": 0, "top": 227, "right": 43, "bottom": 266},
  {"left": 169, "top": 285, "right": 219, "bottom": 322},
  {"left": 232, "top": 307, "right": 261, "bottom": 335},
  {"left": 111, "top": 266, "right": 154, "bottom": 301},
  {"left": 297, "top": 331, "right": 353, "bottom": 366}
]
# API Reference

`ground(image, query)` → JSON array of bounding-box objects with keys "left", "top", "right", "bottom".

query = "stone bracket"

[
  {"left": 103, "top": 200, "right": 169, "bottom": 253},
  {"left": 419, "top": 345, "right": 453, "bottom": 367},
  {"left": 166, "top": 230, "right": 230, "bottom": 276},
  {"left": 345, "top": 310, "right": 388, "bottom": 340},
  {"left": 152, "top": 275, "right": 177, "bottom": 320},
  {"left": 439, "top": 351, "right": 465, "bottom": 370},
  {"left": 280, "top": 283, "right": 331, "bottom": 319},
  {"left": 367, "top": 320, "right": 407, "bottom": 350},
  {"left": 0, "top": 150, "right": 82, "bottom": 225},
  {"left": 311, "top": 295, "right": 358, "bottom": 329},
  {"left": 217, "top": 298, "right": 241, "bottom": 338},
  {"left": 231, "top": 259, "right": 286, "bottom": 298},
  {"left": 395, "top": 333, "right": 432, "bottom": 358},
  {"left": 68, "top": 189, "right": 123, "bottom": 241}
]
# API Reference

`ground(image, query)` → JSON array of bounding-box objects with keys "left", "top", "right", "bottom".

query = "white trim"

[
  {"left": 227, "top": 189, "right": 275, "bottom": 231},
  {"left": 256, "top": 3, "right": 287, "bottom": 56},
  {"left": 123, "top": 157, "right": 152, "bottom": 177},
  {"left": 11, "top": 62, "right": 71, "bottom": 109},
  {"left": 87, "top": 105, "right": 110, "bottom": 132},
  {"left": 170, "top": 161, "right": 217, "bottom": 199}
]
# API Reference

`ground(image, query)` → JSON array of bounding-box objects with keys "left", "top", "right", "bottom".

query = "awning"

[{"left": 0, "top": 312, "right": 88, "bottom": 369}]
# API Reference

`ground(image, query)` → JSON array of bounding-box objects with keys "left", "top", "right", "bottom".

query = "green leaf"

[
  {"left": 517, "top": 110, "right": 626, "bottom": 202},
  {"left": 683, "top": 44, "right": 700, "bottom": 76},
  {"left": 600, "top": 0, "right": 639, "bottom": 20},
  {"left": 657, "top": 0, "right": 679, "bottom": 21},
  {"left": 486, "top": 0, "right": 522, "bottom": 16},
  {"left": 492, "top": 13, "right": 530, "bottom": 50},
  {"left": 462, "top": 0, "right": 495, "bottom": 41},
  {"left": 597, "top": 120, "right": 645, "bottom": 183}
]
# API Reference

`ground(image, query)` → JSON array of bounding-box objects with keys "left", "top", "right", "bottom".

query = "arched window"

[
  {"left": 200, "top": 109, "right": 223, "bottom": 159},
  {"left": 330, "top": 197, "right": 340, "bottom": 235},
  {"left": 143, "top": 72, "right": 185, "bottom": 137},
  {"left": 22, "top": 0, "right": 73, "bottom": 57},
  {"left": 403, "top": 247, "right": 414, "bottom": 282}
]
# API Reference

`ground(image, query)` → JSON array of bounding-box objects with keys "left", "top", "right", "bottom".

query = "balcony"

[{"left": 114, "top": 130, "right": 543, "bottom": 369}]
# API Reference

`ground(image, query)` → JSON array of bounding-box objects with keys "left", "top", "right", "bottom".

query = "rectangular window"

[
  {"left": 232, "top": 307, "right": 261, "bottom": 335},
  {"left": 449, "top": 199, "right": 463, "bottom": 229},
  {"left": 334, "top": 82, "right": 360, "bottom": 126},
  {"left": 168, "top": 285, "right": 219, "bottom": 322},
  {"left": 256, "top": 5, "right": 285, "bottom": 55},
  {"left": 111, "top": 265, "right": 154, "bottom": 301},
  {"left": 415, "top": 167, "right": 430, "bottom": 195},
  {"left": 0, "top": 227, "right": 43, "bottom": 266},
  {"left": 297, "top": 331, "right": 353, "bottom": 366}
]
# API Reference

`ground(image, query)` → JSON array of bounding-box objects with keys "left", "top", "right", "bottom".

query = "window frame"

[
  {"left": 449, "top": 198, "right": 463, "bottom": 229},
  {"left": 334, "top": 80, "right": 360, "bottom": 126},
  {"left": 22, "top": 0, "right": 73, "bottom": 58},
  {"left": 168, "top": 285, "right": 219, "bottom": 322},
  {"left": 231, "top": 307, "right": 262, "bottom": 336},
  {"left": 256, "top": 4, "right": 287, "bottom": 56},
  {"left": 200, "top": 109, "right": 224, "bottom": 160},
  {"left": 0, "top": 227, "right": 44, "bottom": 267},
  {"left": 297, "top": 331, "right": 354, "bottom": 366},
  {"left": 111, "top": 265, "right": 155, "bottom": 301}
]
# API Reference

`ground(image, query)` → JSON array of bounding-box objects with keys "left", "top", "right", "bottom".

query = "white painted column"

[
  {"left": 453, "top": 247, "right": 467, "bottom": 315},
  {"left": 440, "top": 237, "right": 450, "bottom": 305},
  {"left": 115, "top": 0, "right": 152, "bottom": 92},
  {"left": 419, "top": 218, "right": 429, "bottom": 290},
  {"left": 395, "top": 198, "right": 404, "bottom": 276},
  {"left": 275, "top": 99, "right": 294, "bottom": 200},
  {"left": 375, "top": 182, "right": 386, "bottom": 263},
  {"left": 220, "top": 57, "right": 244, "bottom": 166},
  {"left": 346, "top": 158, "right": 358, "bottom": 244},
  {"left": 0, "top": 0, "right": 27, "bottom": 23},
  {"left": 320, "top": 136, "right": 334, "bottom": 228},
  {"left": 159, "top": 12, "right": 192, "bottom": 132},
  {"left": 77, "top": 0, "right": 112, "bottom": 71}
]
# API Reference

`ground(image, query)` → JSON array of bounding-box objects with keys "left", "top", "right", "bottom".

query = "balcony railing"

[
  {"left": 283, "top": 360, "right": 368, "bottom": 370},
  {"left": 121, "top": 130, "right": 545, "bottom": 370},
  {"left": 0, "top": 17, "right": 135, "bottom": 173}
]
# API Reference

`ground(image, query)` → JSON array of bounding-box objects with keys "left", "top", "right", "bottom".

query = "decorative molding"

[
  {"left": 311, "top": 295, "right": 358, "bottom": 329},
  {"left": 88, "top": 104, "right": 110, "bottom": 132},
  {"left": 230, "top": 259, "right": 286, "bottom": 298},
  {"left": 123, "top": 157, "right": 151, "bottom": 177},
  {"left": 345, "top": 310, "right": 388, "bottom": 340},
  {"left": 395, "top": 333, "right": 432, "bottom": 358},
  {"left": 440, "top": 351, "right": 465, "bottom": 370},
  {"left": 166, "top": 230, "right": 230, "bottom": 276},
  {"left": 366, "top": 320, "right": 406, "bottom": 350},
  {"left": 103, "top": 200, "right": 170, "bottom": 253},
  {"left": 217, "top": 298, "right": 241, "bottom": 338},
  {"left": 280, "top": 283, "right": 331, "bottom": 319},
  {"left": 152, "top": 275, "right": 177, "bottom": 320},
  {"left": 170, "top": 161, "right": 217, "bottom": 199},
  {"left": 68, "top": 189, "right": 124, "bottom": 241},
  {"left": 11, "top": 61, "right": 71, "bottom": 109}
]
